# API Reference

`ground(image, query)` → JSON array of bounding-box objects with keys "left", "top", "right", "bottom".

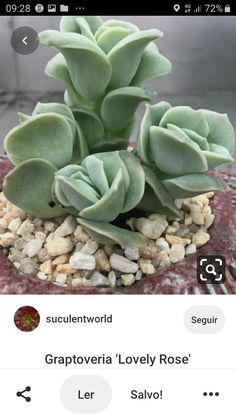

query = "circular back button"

[
  {"left": 60, "top": 375, "right": 112, "bottom": 414},
  {"left": 11, "top": 26, "right": 39, "bottom": 55}
]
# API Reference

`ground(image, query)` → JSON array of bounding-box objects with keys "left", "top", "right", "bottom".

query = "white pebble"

[
  {"left": 169, "top": 244, "right": 185, "bottom": 263},
  {"left": 108, "top": 271, "right": 116, "bottom": 288},
  {"left": 124, "top": 246, "right": 140, "bottom": 260},
  {"left": 46, "top": 237, "right": 73, "bottom": 256},
  {"left": 37, "top": 272, "right": 47, "bottom": 281},
  {"left": 23, "top": 239, "right": 42, "bottom": 257},
  {"left": 0, "top": 232, "right": 17, "bottom": 247},
  {"left": 121, "top": 274, "right": 135, "bottom": 286},
  {"left": 185, "top": 243, "right": 197, "bottom": 256},
  {"left": 139, "top": 259, "right": 155, "bottom": 274},
  {"left": 135, "top": 217, "right": 167, "bottom": 239},
  {"left": 192, "top": 231, "right": 210, "bottom": 247},
  {"left": 17, "top": 219, "right": 34, "bottom": 236},
  {"left": 55, "top": 274, "right": 67, "bottom": 284},
  {"left": 55, "top": 215, "right": 77, "bottom": 237},
  {"left": 156, "top": 237, "right": 170, "bottom": 254},
  {"left": 69, "top": 252, "right": 96, "bottom": 270},
  {"left": 90, "top": 271, "right": 110, "bottom": 287},
  {"left": 110, "top": 253, "right": 139, "bottom": 273},
  {"left": 81, "top": 240, "right": 99, "bottom": 255},
  {"left": 8, "top": 217, "right": 21, "bottom": 232},
  {"left": 35, "top": 231, "right": 46, "bottom": 243},
  {"left": 205, "top": 213, "right": 215, "bottom": 229}
]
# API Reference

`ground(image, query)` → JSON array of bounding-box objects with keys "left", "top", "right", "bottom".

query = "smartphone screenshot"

[{"left": 0, "top": 2, "right": 235, "bottom": 418}]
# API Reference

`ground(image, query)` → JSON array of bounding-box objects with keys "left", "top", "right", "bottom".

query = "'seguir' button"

[
  {"left": 60, "top": 375, "right": 112, "bottom": 414},
  {"left": 184, "top": 305, "right": 225, "bottom": 333}
]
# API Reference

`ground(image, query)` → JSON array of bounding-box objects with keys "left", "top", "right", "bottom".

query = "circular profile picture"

[{"left": 14, "top": 306, "right": 40, "bottom": 332}]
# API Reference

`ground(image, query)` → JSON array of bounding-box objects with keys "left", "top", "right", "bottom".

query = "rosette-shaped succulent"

[
  {"left": 53, "top": 151, "right": 145, "bottom": 246},
  {"left": 4, "top": 102, "right": 88, "bottom": 168},
  {"left": 38, "top": 16, "right": 171, "bottom": 151},
  {"left": 3, "top": 151, "right": 145, "bottom": 247},
  {"left": 136, "top": 102, "right": 235, "bottom": 215}
]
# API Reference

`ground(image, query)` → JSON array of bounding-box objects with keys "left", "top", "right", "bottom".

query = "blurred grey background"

[{"left": 0, "top": 15, "right": 236, "bottom": 172}]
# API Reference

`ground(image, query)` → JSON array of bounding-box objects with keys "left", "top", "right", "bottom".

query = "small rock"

[
  {"left": 139, "top": 259, "right": 155, "bottom": 274},
  {"left": 156, "top": 237, "right": 170, "bottom": 254},
  {"left": 191, "top": 212, "right": 205, "bottom": 226},
  {"left": 148, "top": 213, "right": 167, "bottom": 224},
  {"left": 17, "top": 219, "right": 35, "bottom": 236},
  {"left": 174, "top": 199, "right": 184, "bottom": 209},
  {"left": 203, "top": 205, "right": 212, "bottom": 217},
  {"left": 19, "top": 257, "right": 38, "bottom": 275},
  {"left": 74, "top": 242, "right": 84, "bottom": 252},
  {"left": 175, "top": 225, "right": 191, "bottom": 238},
  {"left": 124, "top": 246, "right": 140, "bottom": 261},
  {"left": 13, "top": 238, "right": 25, "bottom": 251},
  {"left": 90, "top": 271, "right": 110, "bottom": 287},
  {"left": 206, "top": 191, "right": 214, "bottom": 198},
  {"left": 8, "top": 217, "right": 21, "bottom": 232},
  {"left": 108, "top": 271, "right": 116, "bottom": 288},
  {"left": 169, "top": 244, "right": 185, "bottom": 263},
  {"left": 156, "top": 250, "right": 170, "bottom": 268},
  {"left": 37, "top": 272, "right": 47, "bottom": 280},
  {"left": 39, "top": 260, "right": 52, "bottom": 275},
  {"left": 192, "top": 231, "right": 210, "bottom": 247},
  {"left": 35, "top": 231, "right": 47, "bottom": 243},
  {"left": 0, "top": 218, "right": 8, "bottom": 232},
  {"left": 121, "top": 273, "right": 135, "bottom": 286},
  {"left": 9, "top": 248, "right": 22, "bottom": 262},
  {"left": 38, "top": 248, "right": 51, "bottom": 263},
  {"left": 110, "top": 253, "right": 139, "bottom": 273},
  {"left": 22, "top": 233, "right": 35, "bottom": 242},
  {"left": 135, "top": 217, "right": 167, "bottom": 239},
  {"left": 165, "top": 234, "right": 191, "bottom": 246},
  {"left": 185, "top": 243, "right": 197, "bottom": 256},
  {"left": 0, "top": 232, "right": 17, "bottom": 247},
  {"left": 74, "top": 225, "right": 89, "bottom": 242},
  {"left": 81, "top": 278, "right": 93, "bottom": 287},
  {"left": 94, "top": 249, "right": 111, "bottom": 272},
  {"left": 55, "top": 274, "right": 67, "bottom": 284},
  {"left": 46, "top": 232, "right": 55, "bottom": 242},
  {"left": 139, "top": 239, "right": 160, "bottom": 259},
  {"left": 166, "top": 226, "right": 177, "bottom": 235},
  {"left": 71, "top": 277, "right": 82, "bottom": 287},
  {"left": 54, "top": 215, "right": 77, "bottom": 237},
  {"left": 135, "top": 270, "right": 143, "bottom": 281},
  {"left": 44, "top": 221, "right": 57, "bottom": 232},
  {"left": 191, "top": 193, "right": 209, "bottom": 206},
  {"left": 52, "top": 254, "right": 69, "bottom": 265},
  {"left": 81, "top": 239, "right": 99, "bottom": 255},
  {"left": 184, "top": 214, "right": 192, "bottom": 226},
  {"left": 23, "top": 239, "right": 42, "bottom": 257},
  {"left": 56, "top": 264, "right": 77, "bottom": 274},
  {"left": 45, "top": 237, "right": 73, "bottom": 257},
  {"left": 69, "top": 252, "right": 96, "bottom": 270},
  {"left": 205, "top": 213, "right": 215, "bottom": 229}
]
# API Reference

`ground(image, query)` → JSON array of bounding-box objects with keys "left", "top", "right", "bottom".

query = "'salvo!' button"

[
  {"left": 184, "top": 305, "right": 225, "bottom": 333},
  {"left": 60, "top": 375, "right": 112, "bottom": 414}
]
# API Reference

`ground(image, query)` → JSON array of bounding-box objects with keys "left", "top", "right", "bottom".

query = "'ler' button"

[{"left": 60, "top": 375, "right": 112, "bottom": 414}]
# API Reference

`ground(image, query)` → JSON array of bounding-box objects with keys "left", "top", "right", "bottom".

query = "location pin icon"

[{"left": 174, "top": 4, "right": 180, "bottom": 12}]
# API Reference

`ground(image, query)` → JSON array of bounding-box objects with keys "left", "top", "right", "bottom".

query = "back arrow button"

[
  {"left": 11, "top": 26, "right": 39, "bottom": 55},
  {"left": 22, "top": 36, "right": 28, "bottom": 45}
]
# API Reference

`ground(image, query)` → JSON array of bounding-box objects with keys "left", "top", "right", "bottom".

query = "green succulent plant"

[
  {"left": 3, "top": 151, "right": 145, "bottom": 247},
  {"left": 38, "top": 16, "right": 171, "bottom": 151},
  {"left": 136, "top": 102, "right": 235, "bottom": 215}
]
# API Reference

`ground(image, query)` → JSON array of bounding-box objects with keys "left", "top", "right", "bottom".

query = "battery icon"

[{"left": 224, "top": 4, "right": 231, "bottom": 12}]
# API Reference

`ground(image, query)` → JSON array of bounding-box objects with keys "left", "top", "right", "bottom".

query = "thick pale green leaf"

[
  {"left": 18, "top": 113, "right": 30, "bottom": 124},
  {"left": 183, "top": 128, "right": 209, "bottom": 150},
  {"left": 55, "top": 175, "right": 99, "bottom": 212},
  {"left": 90, "top": 151, "right": 129, "bottom": 189},
  {"left": 82, "top": 156, "right": 109, "bottom": 195},
  {"left": 137, "top": 101, "right": 171, "bottom": 164},
  {"left": 108, "top": 29, "right": 163, "bottom": 88},
  {"left": 163, "top": 173, "right": 229, "bottom": 199},
  {"left": 77, "top": 218, "right": 145, "bottom": 247},
  {"left": 60, "top": 16, "right": 103, "bottom": 34},
  {"left": 3, "top": 159, "right": 66, "bottom": 218},
  {"left": 137, "top": 165, "right": 181, "bottom": 217},
  {"left": 101, "top": 86, "right": 155, "bottom": 132},
  {"left": 95, "top": 20, "right": 138, "bottom": 41},
  {"left": 39, "top": 30, "right": 112, "bottom": 101},
  {"left": 74, "top": 17, "right": 95, "bottom": 41},
  {"left": 132, "top": 43, "right": 172, "bottom": 85},
  {"left": 4, "top": 113, "right": 74, "bottom": 168},
  {"left": 96, "top": 27, "right": 133, "bottom": 54},
  {"left": 119, "top": 151, "right": 145, "bottom": 213},
  {"left": 73, "top": 108, "right": 104, "bottom": 148},
  {"left": 45, "top": 53, "right": 87, "bottom": 107},
  {"left": 203, "top": 143, "right": 234, "bottom": 169},
  {"left": 150, "top": 126, "right": 208, "bottom": 175},
  {"left": 201, "top": 109, "right": 235, "bottom": 154},
  {"left": 80, "top": 169, "right": 125, "bottom": 221},
  {"left": 33, "top": 102, "right": 76, "bottom": 138},
  {"left": 160, "top": 106, "right": 209, "bottom": 137}
]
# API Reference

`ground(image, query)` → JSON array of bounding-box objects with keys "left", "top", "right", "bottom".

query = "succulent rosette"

[
  {"left": 53, "top": 151, "right": 145, "bottom": 246},
  {"left": 38, "top": 16, "right": 171, "bottom": 151},
  {"left": 136, "top": 102, "right": 235, "bottom": 215},
  {"left": 3, "top": 151, "right": 145, "bottom": 247}
]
